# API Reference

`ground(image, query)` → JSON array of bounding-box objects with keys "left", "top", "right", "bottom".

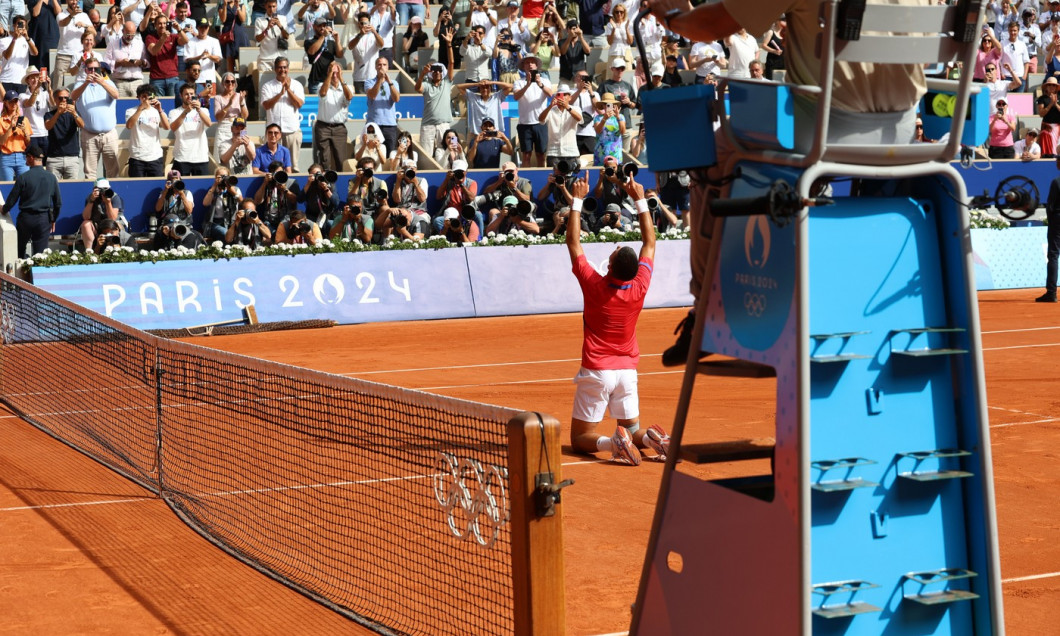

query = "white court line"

[
  {"left": 982, "top": 326, "right": 1060, "bottom": 335},
  {"left": 418, "top": 370, "right": 683, "bottom": 391},
  {"left": 983, "top": 342, "right": 1060, "bottom": 351},
  {"left": 1003, "top": 571, "right": 1060, "bottom": 584},
  {"left": 990, "top": 417, "right": 1060, "bottom": 429},
  {"left": 0, "top": 497, "right": 149, "bottom": 513},
  {"left": 342, "top": 354, "right": 662, "bottom": 376}
]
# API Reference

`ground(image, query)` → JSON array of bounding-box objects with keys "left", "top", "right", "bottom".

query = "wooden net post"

[{"left": 508, "top": 411, "right": 569, "bottom": 636}]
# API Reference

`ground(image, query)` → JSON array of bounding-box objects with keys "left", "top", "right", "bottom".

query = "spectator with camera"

[
  {"left": 434, "top": 7, "right": 459, "bottom": 68},
  {"left": 274, "top": 209, "right": 324, "bottom": 245},
  {"left": 300, "top": 163, "right": 341, "bottom": 232},
  {"left": 226, "top": 199, "right": 273, "bottom": 247},
  {"left": 570, "top": 71, "right": 599, "bottom": 156},
  {"left": 253, "top": 123, "right": 293, "bottom": 173},
  {"left": 219, "top": 116, "right": 256, "bottom": 175},
  {"left": 593, "top": 155, "right": 635, "bottom": 221},
  {"left": 72, "top": 58, "right": 121, "bottom": 180},
  {"left": 18, "top": 69, "right": 49, "bottom": 162},
  {"left": 435, "top": 127, "right": 467, "bottom": 169},
  {"left": 440, "top": 205, "right": 479, "bottom": 242},
  {"left": 69, "top": 30, "right": 104, "bottom": 86},
  {"left": 655, "top": 168, "right": 690, "bottom": 225},
  {"left": 391, "top": 157, "right": 428, "bottom": 213},
  {"left": 369, "top": 0, "right": 396, "bottom": 64},
  {"left": 313, "top": 61, "right": 352, "bottom": 172},
  {"left": 379, "top": 193, "right": 429, "bottom": 241},
  {"left": 354, "top": 121, "right": 389, "bottom": 165},
  {"left": 435, "top": 157, "right": 478, "bottom": 223},
  {"left": 80, "top": 177, "right": 126, "bottom": 251},
  {"left": 988, "top": 97, "right": 1017, "bottom": 159},
  {"left": 644, "top": 188, "right": 680, "bottom": 232},
  {"left": 55, "top": 0, "right": 93, "bottom": 81},
  {"left": 92, "top": 218, "right": 137, "bottom": 254},
  {"left": 168, "top": 81, "right": 212, "bottom": 176},
  {"left": 416, "top": 60, "right": 455, "bottom": 166},
  {"left": 349, "top": 11, "right": 383, "bottom": 92},
  {"left": 493, "top": 27, "right": 522, "bottom": 84},
  {"left": 536, "top": 160, "right": 574, "bottom": 224},
  {"left": 467, "top": 117, "right": 513, "bottom": 169},
  {"left": 461, "top": 22, "right": 490, "bottom": 82},
  {"left": 255, "top": 0, "right": 290, "bottom": 73},
  {"left": 145, "top": 9, "right": 187, "bottom": 96},
  {"left": 170, "top": 2, "right": 196, "bottom": 71},
  {"left": 106, "top": 21, "right": 148, "bottom": 97},
  {"left": 154, "top": 169, "right": 194, "bottom": 227},
  {"left": 260, "top": 56, "right": 305, "bottom": 172},
  {"left": 400, "top": 15, "right": 429, "bottom": 70},
  {"left": 347, "top": 155, "right": 388, "bottom": 224},
  {"left": 202, "top": 166, "right": 244, "bottom": 241},
  {"left": 254, "top": 160, "right": 298, "bottom": 230},
  {"left": 305, "top": 16, "right": 344, "bottom": 94},
  {"left": 153, "top": 211, "right": 205, "bottom": 250},
  {"left": 539, "top": 84, "right": 582, "bottom": 170},
  {"left": 298, "top": 0, "right": 333, "bottom": 35},
  {"left": 497, "top": 1, "right": 530, "bottom": 54},
  {"left": 0, "top": 90, "right": 32, "bottom": 180},
  {"left": 592, "top": 92, "right": 624, "bottom": 165},
  {"left": 184, "top": 17, "right": 222, "bottom": 86},
  {"left": 1, "top": 18, "right": 38, "bottom": 95},
  {"left": 476, "top": 159, "right": 533, "bottom": 216},
  {"left": 385, "top": 129, "right": 418, "bottom": 171},
  {"left": 365, "top": 56, "right": 400, "bottom": 153},
  {"left": 329, "top": 200, "right": 373, "bottom": 242},
  {"left": 558, "top": 18, "right": 589, "bottom": 83},
  {"left": 513, "top": 55, "right": 553, "bottom": 167},
  {"left": 44, "top": 87, "right": 83, "bottom": 179},
  {"left": 484, "top": 194, "right": 540, "bottom": 235}
]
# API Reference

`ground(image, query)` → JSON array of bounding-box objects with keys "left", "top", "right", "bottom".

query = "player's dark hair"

[{"left": 612, "top": 246, "right": 639, "bottom": 281}]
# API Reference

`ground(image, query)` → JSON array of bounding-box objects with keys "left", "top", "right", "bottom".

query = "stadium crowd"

[{"left": 1, "top": 0, "right": 1053, "bottom": 257}]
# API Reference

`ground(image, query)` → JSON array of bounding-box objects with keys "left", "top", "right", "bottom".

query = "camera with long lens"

[
  {"left": 554, "top": 158, "right": 580, "bottom": 188},
  {"left": 404, "top": 168, "right": 416, "bottom": 180},
  {"left": 374, "top": 189, "right": 388, "bottom": 202},
  {"left": 361, "top": 167, "right": 374, "bottom": 179},
  {"left": 390, "top": 212, "right": 409, "bottom": 228},
  {"left": 103, "top": 234, "right": 121, "bottom": 246},
  {"left": 603, "top": 162, "right": 638, "bottom": 183},
  {"left": 170, "top": 179, "right": 186, "bottom": 191},
  {"left": 453, "top": 169, "right": 465, "bottom": 181},
  {"left": 504, "top": 170, "right": 515, "bottom": 182},
  {"left": 647, "top": 197, "right": 660, "bottom": 211},
  {"left": 345, "top": 203, "right": 362, "bottom": 217},
  {"left": 460, "top": 204, "right": 477, "bottom": 220},
  {"left": 290, "top": 220, "right": 312, "bottom": 236},
  {"left": 513, "top": 200, "right": 533, "bottom": 219},
  {"left": 272, "top": 170, "right": 289, "bottom": 185},
  {"left": 448, "top": 216, "right": 462, "bottom": 230},
  {"left": 313, "top": 170, "right": 338, "bottom": 184},
  {"left": 222, "top": 175, "right": 239, "bottom": 187},
  {"left": 170, "top": 222, "right": 190, "bottom": 238},
  {"left": 94, "top": 187, "right": 115, "bottom": 199}
]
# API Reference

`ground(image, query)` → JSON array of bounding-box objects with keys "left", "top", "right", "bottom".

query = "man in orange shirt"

[{"left": 0, "top": 89, "right": 31, "bottom": 180}]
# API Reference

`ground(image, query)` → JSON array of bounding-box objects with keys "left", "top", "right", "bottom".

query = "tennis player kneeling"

[{"left": 566, "top": 174, "right": 670, "bottom": 466}]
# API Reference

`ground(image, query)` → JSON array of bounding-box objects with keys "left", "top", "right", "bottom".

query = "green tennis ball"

[
  {"left": 932, "top": 93, "right": 950, "bottom": 118},
  {"left": 946, "top": 95, "right": 957, "bottom": 117}
]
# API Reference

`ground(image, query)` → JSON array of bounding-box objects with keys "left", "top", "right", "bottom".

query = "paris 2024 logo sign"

[{"left": 719, "top": 214, "right": 795, "bottom": 352}]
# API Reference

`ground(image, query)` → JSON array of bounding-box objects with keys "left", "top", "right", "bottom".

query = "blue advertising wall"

[{"left": 31, "top": 241, "right": 694, "bottom": 330}]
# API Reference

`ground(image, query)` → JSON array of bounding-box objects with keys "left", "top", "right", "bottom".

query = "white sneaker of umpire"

[
  {"left": 644, "top": 425, "right": 670, "bottom": 461},
  {"left": 610, "top": 426, "right": 641, "bottom": 466}
]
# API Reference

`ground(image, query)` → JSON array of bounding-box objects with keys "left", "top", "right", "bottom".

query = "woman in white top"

[
  {"left": 69, "top": 31, "right": 104, "bottom": 85},
  {"left": 385, "top": 129, "right": 417, "bottom": 171},
  {"left": 434, "top": 128, "right": 466, "bottom": 169},
  {"left": 18, "top": 68, "right": 50, "bottom": 152},
  {"left": 212, "top": 72, "right": 249, "bottom": 161},
  {"left": 354, "top": 120, "right": 387, "bottom": 165},
  {"left": 0, "top": 18, "right": 37, "bottom": 92},
  {"left": 604, "top": 5, "right": 633, "bottom": 68},
  {"left": 101, "top": 5, "right": 124, "bottom": 49}
]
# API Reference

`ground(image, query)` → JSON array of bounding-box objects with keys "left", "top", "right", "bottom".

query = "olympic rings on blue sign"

[
  {"left": 433, "top": 452, "right": 509, "bottom": 548},
  {"left": 744, "top": 292, "right": 767, "bottom": 317}
]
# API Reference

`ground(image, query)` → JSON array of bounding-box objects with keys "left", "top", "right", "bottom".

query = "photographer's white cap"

[
  {"left": 443, "top": 207, "right": 459, "bottom": 220},
  {"left": 452, "top": 159, "right": 469, "bottom": 171},
  {"left": 402, "top": 158, "right": 416, "bottom": 169},
  {"left": 95, "top": 178, "right": 110, "bottom": 189}
]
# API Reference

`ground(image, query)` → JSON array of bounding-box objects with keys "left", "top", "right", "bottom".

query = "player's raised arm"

[
  {"left": 624, "top": 176, "right": 655, "bottom": 262},
  {"left": 567, "top": 177, "right": 589, "bottom": 263}
]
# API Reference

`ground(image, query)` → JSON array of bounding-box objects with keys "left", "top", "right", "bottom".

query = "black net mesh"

[{"left": 0, "top": 274, "right": 519, "bottom": 636}]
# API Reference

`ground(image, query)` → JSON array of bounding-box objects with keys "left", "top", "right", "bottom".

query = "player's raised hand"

[
  {"left": 623, "top": 176, "right": 645, "bottom": 201},
  {"left": 571, "top": 176, "right": 589, "bottom": 198}
]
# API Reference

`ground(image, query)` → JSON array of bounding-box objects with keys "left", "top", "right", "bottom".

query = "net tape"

[{"left": 0, "top": 274, "right": 519, "bottom": 636}]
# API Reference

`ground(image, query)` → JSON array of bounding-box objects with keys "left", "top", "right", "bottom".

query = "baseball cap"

[
  {"left": 443, "top": 207, "right": 459, "bottom": 220},
  {"left": 430, "top": 62, "right": 446, "bottom": 72},
  {"left": 232, "top": 117, "right": 247, "bottom": 126},
  {"left": 3, "top": 89, "right": 18, "bottom": 101},
  {"left": 163, "top": 214, "right": 182, "bottom": 225},
  {"left": 996, "top": 97, "right": 1007, "bottom": 104},
  {"left": 611, "top": 58, "right": 627, "bottom": 69},
  {"left": 556, "top": 84, "right": 572, "bottom": 94},
  {"left": 650, "top": 61, "right": 664, "bottom": 77},
  {"left": 605, "top": 203, "right": 621, "bottom": 213},
  {"left": 481, "top": 116, "right": 495, "bottom": 126},
  {"left": 452, "top": 159, "right": 469, "bottom": 171},
  {"left": 502, "top": 195, "right": 518, "bottom": 207},
  {"left": 168, "top": 169, "right": 182, "bottom": 180},
  {"left": 95, "top": 178, "right": 111, "bottom": 188},
  {"left": 410, "top": 15, "right": 423, "bottom": 24},
  {"left": 198, "top": 17, "right": 209, "bottom": 26},
  {"left": 26, "top": 144, "right": 44, "bottom": 158},
  {"left": 314, "top": 16, "right": 328, "bottom": 26}
]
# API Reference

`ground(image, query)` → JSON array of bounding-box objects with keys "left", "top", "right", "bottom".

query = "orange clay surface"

[{"left": 0, "top": 291, "right": 1058, "bottom": 635}]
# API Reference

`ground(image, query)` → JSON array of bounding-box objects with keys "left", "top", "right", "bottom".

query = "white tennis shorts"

[{"left": 571, "top": 367, "right": 639, "bottom": 422}]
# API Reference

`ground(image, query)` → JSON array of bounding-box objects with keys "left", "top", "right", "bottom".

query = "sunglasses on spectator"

[{"left": 224, "top": 80, "right": 236, "bottom": 84}]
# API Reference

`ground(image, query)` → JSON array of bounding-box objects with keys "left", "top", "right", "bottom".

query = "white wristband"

[
  {"left": 635, "top": 198, "right": 649, "bottom": 214},
  {"left": 572, "top": 197, "right": 583, "bottom": 212}
]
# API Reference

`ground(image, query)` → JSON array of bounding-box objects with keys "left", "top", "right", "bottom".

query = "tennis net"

[{"left": 0, "top": 273, "right": 523, "bottom": 635}]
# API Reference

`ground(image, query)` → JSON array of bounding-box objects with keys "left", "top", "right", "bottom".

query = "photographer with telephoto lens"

[
  {"left": 226, "top": 199, "right": 273, "bottom": 247},
  {"left": 391, "top": 157, "right": 429, "bottom": 218},
  {"left": 253, "top": 160, "right": 298, "bottom": 231},
  {"left": 274, "top": 209, "right": 324, "bottom": 245},
  {"left": 347, "top": 156, "right": 389, "bottom": 229},
  {"left": 202, "top": 166, "right": 244, "bottom": 242},
  {"left": 485, "top": 195, "right": 540, "bottom": 235},
  {"left": 93, "top": 218, "right": 136, "bottom": 254},
  {"left": 379, "top": 191, "right": 429, "bottom": 241},
  {"left": 434, "top": 157, "right": 478, "bottom": 229},
  {"left": 441, "top": 206, "right": 480, "bottom": 243},
  {"left": 474, "top": 159, "right": 532, "bottom": 233},
  {"left": 152, "top": 168, "right": 194, "bottom": 232},
  {"left": 645, "top": 187, "right": 680, "bottom": 232},
  {"left": 535, "top": 160, "right": 574, "bottom": 230},
  {"left": 153, "top": 211, "right": 205, "bottom": 250},
  {"left": 299, "top": 162, "right": 342, "bottom": 233},
  {"left": 329, "top": 200, "right": 373, "bottom": 243},
  {"left": 593, "top": 155, "right": 635, "bottom": 223},
  {"left": 80, "top": 177, "right": 127, "bottom": 251}
]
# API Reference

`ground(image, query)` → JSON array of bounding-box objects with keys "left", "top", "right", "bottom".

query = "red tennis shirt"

[{"left": 572, "top": 253, "right": 653, "bottom": 370}]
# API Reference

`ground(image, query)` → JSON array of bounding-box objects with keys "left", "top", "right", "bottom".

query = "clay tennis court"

[{"left": 0, "top": 291, "right": 1057, "bottom": 634}]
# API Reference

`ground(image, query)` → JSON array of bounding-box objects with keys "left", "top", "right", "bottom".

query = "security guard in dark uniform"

[{"left": 3, "top": 144, "right": 62, "bottom": 258}]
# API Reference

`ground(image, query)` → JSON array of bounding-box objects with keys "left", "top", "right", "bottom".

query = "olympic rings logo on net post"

[
  {"left": 744, "top": 292, "right": 767, "bottom": 317},
  {"left": 433, "top": 452, "right": 509, "bottom": 548}
]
